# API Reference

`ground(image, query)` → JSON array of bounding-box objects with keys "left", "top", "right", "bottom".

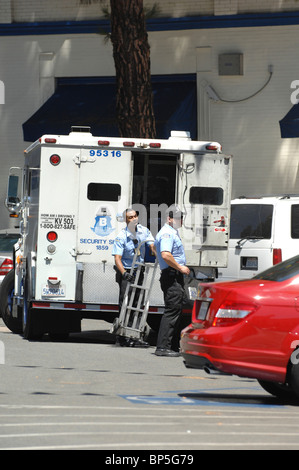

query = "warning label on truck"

[{"left": 40, "top": 214, "right": 76, "bottom": 230}]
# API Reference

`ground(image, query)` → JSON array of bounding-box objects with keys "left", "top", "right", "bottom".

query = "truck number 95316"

[{"left": 89, "top": 150, "right": 122, "bottom": 157}]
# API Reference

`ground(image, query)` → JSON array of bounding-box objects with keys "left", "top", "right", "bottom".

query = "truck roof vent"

[{"left": 70, "top": 126, "right": 91, "bottom": 134}]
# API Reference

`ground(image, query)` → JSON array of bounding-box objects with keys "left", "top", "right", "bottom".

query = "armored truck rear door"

[
  {"left": 177, "top": 152, "right": 232, "bottom": 268},
  {"left": 76, "top": 146, "right": 132, "bottom": 303}
]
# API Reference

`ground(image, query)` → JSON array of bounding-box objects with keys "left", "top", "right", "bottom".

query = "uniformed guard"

[
  {"left": 154, "top": 204, "right": 190, "bottom": 356},
  {"left": 112, "top": 208, "right": 155, "bottom": 346}
]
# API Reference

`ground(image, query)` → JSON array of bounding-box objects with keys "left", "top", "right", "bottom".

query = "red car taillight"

[
  {"left": 212, "top": 301, "right": 257, "bottom": 327},
  {"left": 0, "top": 258, "right": 13, "bottom": 276},
  {"left": 273, "top": 248, "right": 282, "bottom": 265}
]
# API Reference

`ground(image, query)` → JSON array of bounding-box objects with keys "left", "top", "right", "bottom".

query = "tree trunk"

[{"left": 110, "top": 0, "right": 156, "bottom": 138}]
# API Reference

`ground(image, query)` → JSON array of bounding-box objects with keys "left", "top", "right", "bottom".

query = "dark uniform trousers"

[{"left": 156, "top": 267, "right": 186, "bottom": 351}]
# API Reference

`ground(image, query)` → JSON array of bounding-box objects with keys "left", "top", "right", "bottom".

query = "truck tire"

[{"left": 0, "top": 269, "right": 22, "bottom": 334}]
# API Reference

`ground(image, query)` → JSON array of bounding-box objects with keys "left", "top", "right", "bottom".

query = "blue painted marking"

[
  {"left": 120, "top": 394, "right": 285, "bottom": 408},
  {"left": 162, "top": 386, "right": 261, "bottom": 394},
  {"left": 120, "top": 395, "right": 198, "bottom": 406},
  {"left": 120, "top": 386, "right": 286, "bottom": 408}
]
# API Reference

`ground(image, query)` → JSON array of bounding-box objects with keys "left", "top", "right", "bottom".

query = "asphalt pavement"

[{"left": 0, "top": 317, "right": 299, "bottom": 451}]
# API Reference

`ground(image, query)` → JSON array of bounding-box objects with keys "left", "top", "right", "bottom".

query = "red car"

[{"left": 180, "top": 255, "right": 299, "bottom": 401}]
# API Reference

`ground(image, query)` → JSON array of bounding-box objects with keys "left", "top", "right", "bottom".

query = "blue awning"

[
  {"left": 279, "top": 104, "right": 299, "bottom": 138},
  {"left": 23, "top": 75, "right": 197, "bottom": 142}
]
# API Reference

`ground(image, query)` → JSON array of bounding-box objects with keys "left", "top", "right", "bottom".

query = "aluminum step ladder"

[{"left": 110, "top": 240, "right": 158, "bottom": 343}]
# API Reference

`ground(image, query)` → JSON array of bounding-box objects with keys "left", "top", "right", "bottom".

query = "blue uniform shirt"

[
  {"left": 155, "top": 223, "right": 186, "bottom": 270},
  {"left": 112, "top": 224, "right": 154, "bottom": 269}
]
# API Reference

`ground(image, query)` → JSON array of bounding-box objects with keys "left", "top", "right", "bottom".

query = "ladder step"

[
  {"left": 126, "top": 306, "right": 147, "bottom": 313},
  {"left": 130, "top": 284, "right": 148, "bottom": 290}
]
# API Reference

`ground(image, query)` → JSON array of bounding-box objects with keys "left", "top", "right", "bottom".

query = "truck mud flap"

[{"left": 28, "top": 307, "right": 81, "bottom": 338}]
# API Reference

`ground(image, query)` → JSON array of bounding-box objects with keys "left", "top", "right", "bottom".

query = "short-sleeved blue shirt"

[
  {"left": 155, "top": 223, "right": 186, "bottom": 270},
  {"left": 112, "top": 224, "right": 154, "bottom": 269}
]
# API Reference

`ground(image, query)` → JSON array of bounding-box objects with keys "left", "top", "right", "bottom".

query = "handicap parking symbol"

[{"left": 121, "top": 387, "right": 286, "bottom": 408}]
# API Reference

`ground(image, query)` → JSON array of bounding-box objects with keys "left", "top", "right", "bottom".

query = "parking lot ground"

[{"left": 0, "top": 318, "right": 299, "bottom": 450}]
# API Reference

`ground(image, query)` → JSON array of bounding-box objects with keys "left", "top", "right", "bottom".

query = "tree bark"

[{"left": 110, "top": 0, "right": 156, "bottom": 138}]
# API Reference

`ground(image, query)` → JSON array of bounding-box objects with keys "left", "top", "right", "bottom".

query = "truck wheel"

[{"left": 0, "top": 269, "right": 22, "bottom": 334}]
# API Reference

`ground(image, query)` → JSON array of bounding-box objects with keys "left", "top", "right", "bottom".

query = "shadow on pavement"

[{"left": 178, "top": 391, "right": 299, "bottom": 407}]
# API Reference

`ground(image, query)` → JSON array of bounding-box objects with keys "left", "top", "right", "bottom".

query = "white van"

[{"left": 218, "top": 196, "right": 299, "bottom": 281}]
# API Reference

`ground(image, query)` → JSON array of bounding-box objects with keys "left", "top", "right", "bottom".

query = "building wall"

[
  {"left": 1, "top": 0, "right": 213, "bottom": 23},
  {"left": 0, "top": 2, "right": 299, "bottom": 228},
  {"left": 193, "top": 25, "right": 299, "bottom": 198},
  {"left": 2, "top": 0, "right": 299, "bottom": 23},
  {"left": 149, "top": 24, "right": 299, "bottom": 198}
]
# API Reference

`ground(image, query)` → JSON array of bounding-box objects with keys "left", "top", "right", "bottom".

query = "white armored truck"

[{"left": 0, "top": 127, "right": 232, "bottom": 339}]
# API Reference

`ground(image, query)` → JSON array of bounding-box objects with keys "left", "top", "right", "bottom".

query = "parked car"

[
  {"left": 181, "top": 255, "right": 299, "bottom": 401},
  {"left": 218, "top": 195, "right": 299, "bottom": 281},
  {"left": 0, "top": 228, "right": 20, "bottom": 285}
]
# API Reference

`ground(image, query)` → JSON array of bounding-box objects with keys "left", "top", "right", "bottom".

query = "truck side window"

[
  {"left": 189, "top": 187, "right": 223, "bottom": 205},
  {"left": 291, "top": 205, "right": 299, "bottom": 239},
  {"left": 87, "top": 183, "right": 121, "bottom": 202}
]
